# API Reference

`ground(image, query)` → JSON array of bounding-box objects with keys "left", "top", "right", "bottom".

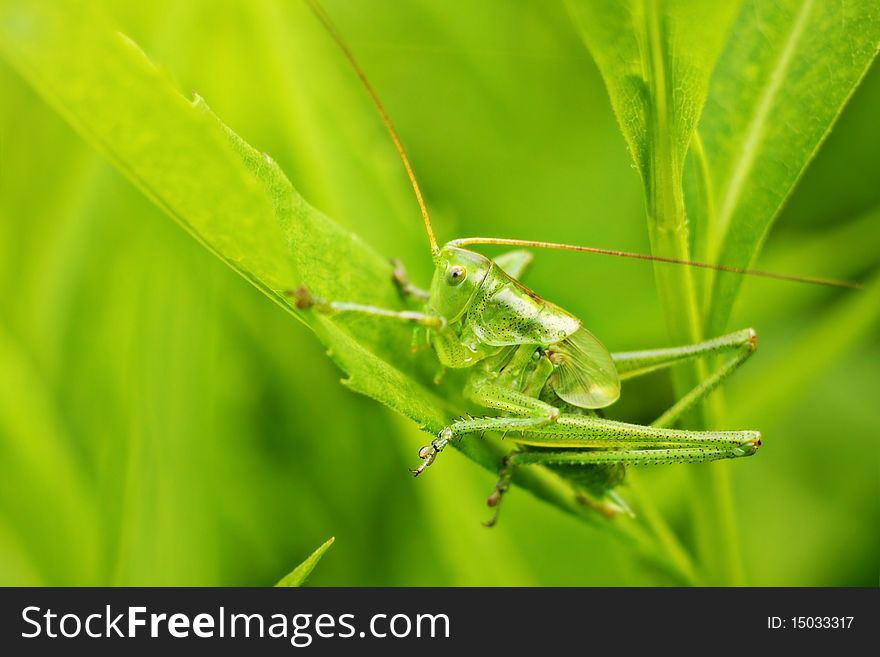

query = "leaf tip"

[
  {"left": 274, "top": 536, "right": 336, "bottom": 587},
  {"left": 114, "top": 31, "right": 155, "bottom": 69}
]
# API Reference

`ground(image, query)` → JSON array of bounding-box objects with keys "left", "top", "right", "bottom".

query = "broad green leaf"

[
  {"left": 0, "top": 0, "right": 444, "bottom": 431},
  {"left": 275, "top": 536, "right": 335, "bottom": 587},
  {"left": 0, "top": 0, "right": 687, "bottom": 572},
  {"left": 566, "top": 0, "right": 740, "bottom": 187},
  {"left": 566, "top": 0, "right": 740, "bottom": 347},
  {"left": 687, "top": 0, "right": 880, "bottom": 336}
]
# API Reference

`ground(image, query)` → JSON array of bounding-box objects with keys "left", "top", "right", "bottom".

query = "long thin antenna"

[
  {"left": 450, "top": 238, "right": 862, "bottom": 290},
  {"left": 305, "top": 0, "right": 439, "bottom": 255},
  {"left": 306, "top": 1, "right": 859, "bottom": 292}
]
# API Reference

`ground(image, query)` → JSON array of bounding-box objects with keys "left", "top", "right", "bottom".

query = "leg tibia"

[
  {"left": 288, "top": 285, "right": 445, "bottom": 330},
  {"left": 612, "top": 328, "right": 757, "bottom": 429},
  {"left": 612, "top": 328, "right": 756, "bottom": 379},
  {"left": 411, "top": 382, "right": 561, "bottom": 476},
  {"left": 512, "top": 443, "right": 759, "bottom": 467},
  {"left": 512, "top": 414, "right": 760, "bottom": 451}
]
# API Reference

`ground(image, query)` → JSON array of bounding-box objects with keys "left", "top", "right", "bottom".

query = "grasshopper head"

[{"left": 428, "top": 246, "right": 492, "bottom": 322}]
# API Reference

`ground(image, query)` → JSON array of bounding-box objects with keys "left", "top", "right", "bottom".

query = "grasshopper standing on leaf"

[{"left": 296, "top": 1, "right": 859, "bottom": 524}]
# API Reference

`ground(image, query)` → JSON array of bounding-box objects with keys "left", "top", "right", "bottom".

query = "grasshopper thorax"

[{"left": 428, "top": 245, "right": 492, "bottom": 322}]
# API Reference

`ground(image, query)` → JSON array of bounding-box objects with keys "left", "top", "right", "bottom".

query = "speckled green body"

[
  {"left": 427, "top": 246, "right": 576, "bottom": 362},
  {"left": 300, "top": 243, "right": 761, "bottom": 516},
  {"left": 426, "top": 244, "right": 621, "bottom": 410}
]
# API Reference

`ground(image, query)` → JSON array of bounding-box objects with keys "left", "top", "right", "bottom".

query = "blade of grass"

[{"left": 275, "top": 536, "right": 335, "bottom": 587}]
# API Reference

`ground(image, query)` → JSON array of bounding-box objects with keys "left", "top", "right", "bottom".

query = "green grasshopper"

[{"left": 297, "top": 1, "right": 857, "bottom": 523}]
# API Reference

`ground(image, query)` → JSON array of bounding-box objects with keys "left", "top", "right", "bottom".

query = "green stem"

[
  {"left": 641, "top": 0, "right": 742, "bottom": 586},
  {"left": 625, "top": 471, "right": 700, "bottom": 585},
  {"left": 689, "top": 131, "right": 718, "bottom": 312}
]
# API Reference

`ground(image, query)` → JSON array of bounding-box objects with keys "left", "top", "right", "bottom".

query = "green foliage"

[
  {"left": 276, "top": 537, "right": 335, "bottom": 587},
  {"left": 0, "top": 0, "right": 651, "bottom": 560},
  {"left": 0, "top": 0, "right": 443, "bottom": 431},
  {"left": 0, "top": 0, "right": 876, "bottom": 586},
  {"left": 689, "top": 0, "right": 880, "bottom": 336},
  {"left": 568, "top": 0, "right": 878, "bottom": 584},
  {"left": 567, "top": 0, "right": 740, "bottom": 346}
]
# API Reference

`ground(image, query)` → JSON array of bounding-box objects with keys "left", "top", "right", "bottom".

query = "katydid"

[{"left": 298, "top": 0, "right": 859, "bottom": 523}]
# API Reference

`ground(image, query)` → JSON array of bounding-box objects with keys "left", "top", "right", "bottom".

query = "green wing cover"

[{"left": 548, "top": 327, "right": 620, "bottom": 409}]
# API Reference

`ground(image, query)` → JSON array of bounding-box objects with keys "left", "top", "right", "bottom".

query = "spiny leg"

[
  {"left": 410, "top": 381, "right": 561, "bottom": 476},
  {"left": 391, "top": 259, "right": 429, "bottom": 301},
  {"left": 478, "top": 332, "right": 758, "bottom": 522},
  {"left": 483, "top": 455, "right": 514, "bottom": 528},
  {"left": 480, "top": 412, "right": 760, "bottom": 525},
  {"left": 506, "top": 412, "right": 762, "bottom": 476},
  {"left": 288, "top": 285, "right": 445, "bottom": 330},
  {"left": 516, "top": 415, "right": 761, "bottom": 454},
  {"left": 612, "top": 328, "right": 757, "bottom": 428},
  {"left": 499, "top": 392, "right": 760, "bottom": 522},
  {"left": 512, "top": 444, "right": 759, "bottom": 467}
]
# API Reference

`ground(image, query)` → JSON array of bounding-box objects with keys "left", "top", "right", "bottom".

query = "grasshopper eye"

[{"left": 446, "top": 265, "right": 467, "bottom": 286}]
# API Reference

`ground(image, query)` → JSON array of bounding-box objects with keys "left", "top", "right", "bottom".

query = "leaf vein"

[{"left": 714, "top": 0, "right": 815, "bottom": 243}]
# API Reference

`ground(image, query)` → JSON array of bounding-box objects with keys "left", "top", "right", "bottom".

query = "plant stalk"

[{"left": 642, "top": 0, "right": 743, "bottom": 586}]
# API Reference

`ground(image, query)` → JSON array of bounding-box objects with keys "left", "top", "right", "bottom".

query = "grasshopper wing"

[{"left": 548, "top": 327, "right": 620, "bottom": 409}]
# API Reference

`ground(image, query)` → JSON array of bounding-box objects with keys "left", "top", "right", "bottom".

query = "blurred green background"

[{"left": 0, "top": 0, "right": 877, "bottom": 586}]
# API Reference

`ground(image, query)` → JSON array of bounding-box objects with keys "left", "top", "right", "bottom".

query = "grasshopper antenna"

[
  {"left": 305, "top": 0, "right": 440, "bottom": 257},
  {"left": 449, "top": 238, "right": 862, "bottom": 290}
]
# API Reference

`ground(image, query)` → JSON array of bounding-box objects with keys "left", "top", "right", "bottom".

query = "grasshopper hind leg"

[
  {"left": 534, "top": 398, "right": 633, "bottom": 518},
  {"left": 483, "top": 455, "right": 515, "bottom": 527},
  {"left": 483, "top": 401, "right": 632, "bottom": 525},
  {"left": 481, "top": 449, "right": 630, "bottom": 527}
]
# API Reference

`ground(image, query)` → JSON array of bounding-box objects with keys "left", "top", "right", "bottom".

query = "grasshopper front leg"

[
  {"left": 289, "top": 285, "right": 445, "bottom": 330},
  {"left": 409, "top": 381, "right": 562, "bottom": 475}
]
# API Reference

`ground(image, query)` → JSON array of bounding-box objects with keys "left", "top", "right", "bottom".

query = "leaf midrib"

[{"left": 714, "top": 0, "right": 814, "bottom": 245}]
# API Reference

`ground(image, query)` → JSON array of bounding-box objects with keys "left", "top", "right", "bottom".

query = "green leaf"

[
  {"left": 0, "top": 0, "right": 691, "bottom": 577},
  {"left": 0, "top": 0, "right": 443, "bottom": 431},
  {"left": 687, "top": 0, "right": 880, "bottom": 335},
  {"left": 567, "top": 0, "right": 745, "bottom": 586},
  {"left": 566, "top": 0, "right": 740, "bottom": 187},
  {"left": 568, "top": 0, "right": 879, "bottom": 586},
  {"left": 566, "top": 0, "right": 740, "bottom": 373},
  {"left": 275, "top": 536, "right": 335, "bottom": 587}
]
